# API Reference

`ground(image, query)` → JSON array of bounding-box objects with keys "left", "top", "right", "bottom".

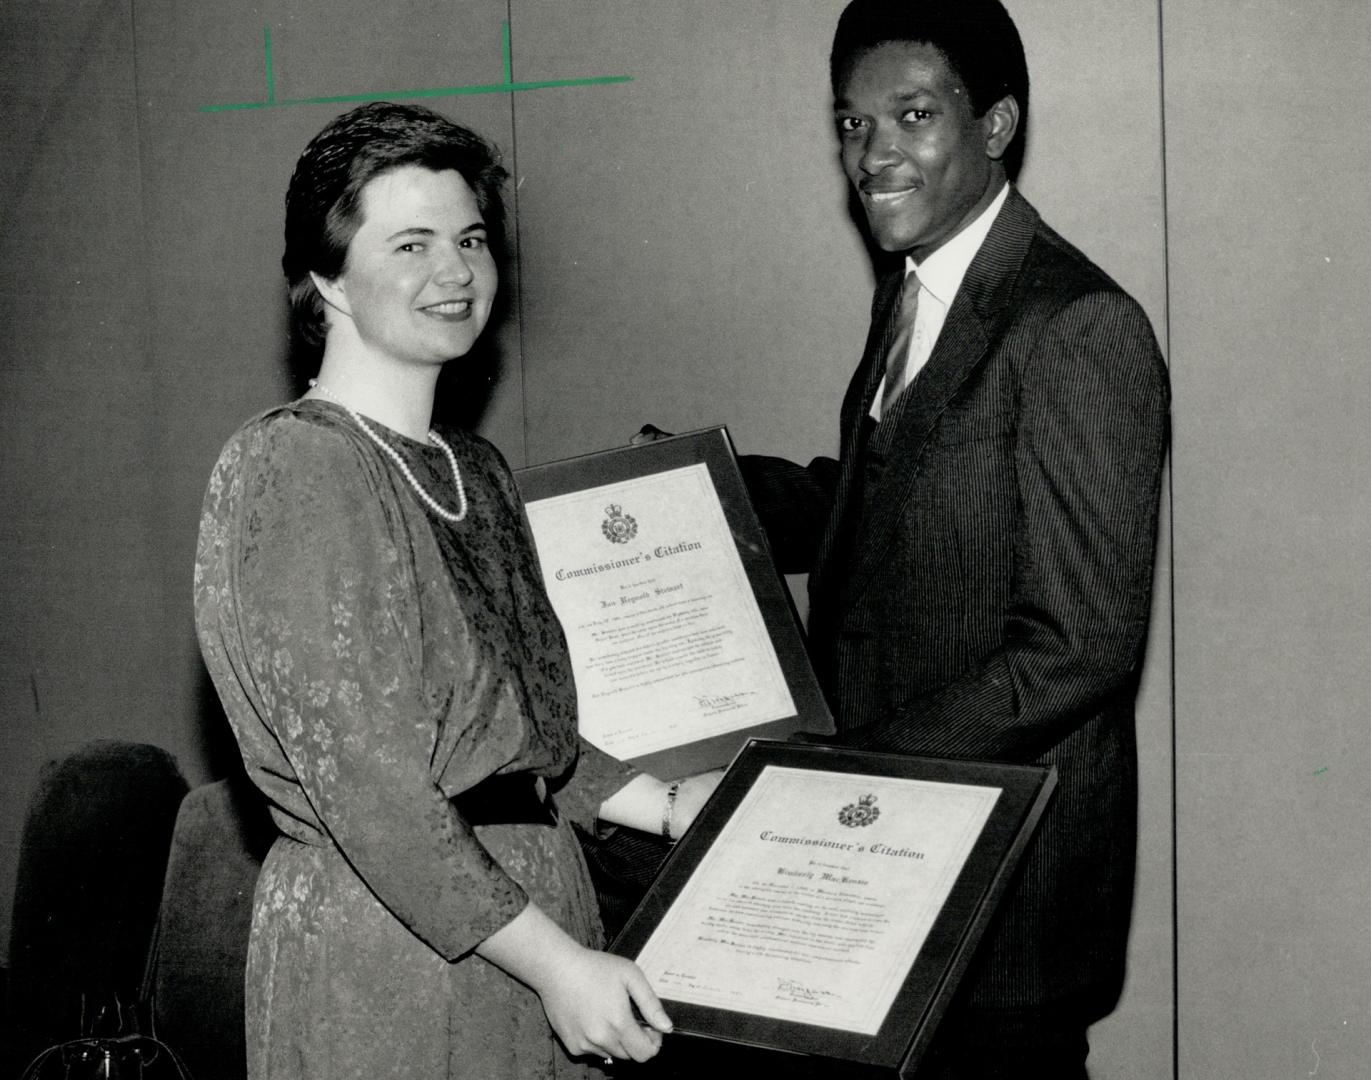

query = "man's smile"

[{"left": 861, "top": 184, "right": 922, "bottom": 208}]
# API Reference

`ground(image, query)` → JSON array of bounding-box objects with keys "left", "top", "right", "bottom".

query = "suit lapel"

[{"left": 824, "top": 189, "right": 1041, "bottom": 614}]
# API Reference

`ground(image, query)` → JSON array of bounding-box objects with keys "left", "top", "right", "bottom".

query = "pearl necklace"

[{"left": 308, "top": 379, "right": 467, "bottom": 523}]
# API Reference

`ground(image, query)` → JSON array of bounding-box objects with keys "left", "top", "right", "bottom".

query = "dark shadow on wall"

[{"left": 191, "top": 659, "right": 244, "bottom": 784}]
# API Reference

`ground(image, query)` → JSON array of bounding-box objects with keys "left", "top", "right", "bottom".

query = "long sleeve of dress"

[
  {"left": 551, "top": 738, "right": 638, "bottom": 832},
  {"left": 199, "top": 417, "right": 528, "bottom": 961}
]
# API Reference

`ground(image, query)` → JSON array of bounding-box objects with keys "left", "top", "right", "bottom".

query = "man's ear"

[
  {"left": 311, "top": 270, "right": 351, "bottom": 323},
  {"left": 983, "top": 95, "right": 1020, "bottom": 162}
]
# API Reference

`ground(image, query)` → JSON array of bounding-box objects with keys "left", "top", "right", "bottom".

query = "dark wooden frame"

[
  {"left": 516, "top": 427, "right": 833, "bottom": 778},
  {"left": 610, "top": 740, "right": 1057, "bottom": 1077}
]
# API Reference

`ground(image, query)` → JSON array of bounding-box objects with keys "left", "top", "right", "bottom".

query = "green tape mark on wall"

[
  {"left": 264, "top": 24, "right": 275, "bottom": 105},
  {"left": 202, "top": 21, "right": 630, "bottom": 113}
]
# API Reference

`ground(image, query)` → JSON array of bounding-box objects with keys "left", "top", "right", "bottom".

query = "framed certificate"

[
  {"left": 515, "top": 428, "right": 832, "bottom": 778},
  {"left": 611, "top": 740, "right": 1057, "bottom": 1077}
]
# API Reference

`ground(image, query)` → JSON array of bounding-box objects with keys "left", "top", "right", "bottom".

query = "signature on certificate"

[
  {"left": 775, "top": 977, "right": 841, "bottom": 1005},
  {"left": 695, "top": 690, "right": 756, "bottom": 713}
]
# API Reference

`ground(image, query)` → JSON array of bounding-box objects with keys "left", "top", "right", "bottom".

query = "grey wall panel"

[
  {"left": 1166, "top": 1, "right": 1371, "bottom": 1075},
  {"left": 507, "top": 0, "right": 869, "bottom": 468},
  {"left": 0, "top": 0, "right": 167, "bottom": 969}
]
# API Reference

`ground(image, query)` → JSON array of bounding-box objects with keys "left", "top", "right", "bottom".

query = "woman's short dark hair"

[
  {"left": 830, "top": 0, "right": 1030, "bottom": 180},
  {"left": 282, "top": 101, "right": 509, "bottom": 347}
]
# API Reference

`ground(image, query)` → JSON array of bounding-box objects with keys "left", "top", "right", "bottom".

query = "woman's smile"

[{"left": 419, "top": 298, "right": 475, "bottom": 319}]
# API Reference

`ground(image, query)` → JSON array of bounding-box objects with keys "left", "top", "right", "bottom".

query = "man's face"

[{"left": 835, "top": 41, "right": 1009, "bottom": 259}]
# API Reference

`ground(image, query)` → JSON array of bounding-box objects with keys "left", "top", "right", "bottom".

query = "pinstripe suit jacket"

[{"left": 742, "top": 188, "right": 1170, "bottom": 1017}]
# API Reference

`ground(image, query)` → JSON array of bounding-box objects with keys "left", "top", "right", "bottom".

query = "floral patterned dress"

[{"left": 194, "top": 400, "right": 634, "bottom": 1079}]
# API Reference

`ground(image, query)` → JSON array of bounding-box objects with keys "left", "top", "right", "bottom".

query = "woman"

[{"left": 194, "top": 102, "right": 716, "bottom": 1078}]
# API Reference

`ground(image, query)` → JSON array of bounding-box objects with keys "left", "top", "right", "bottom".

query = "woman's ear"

[{"left": 311, "top": 270, "right": 351, "bottom": 324}]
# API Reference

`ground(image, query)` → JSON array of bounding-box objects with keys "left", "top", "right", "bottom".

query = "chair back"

[
  {"left": 4, "top": 741, "right": 188, "bottom": 1076},
  {"left": 145, "top": 778, "right": 271, "bottom": 1080}
]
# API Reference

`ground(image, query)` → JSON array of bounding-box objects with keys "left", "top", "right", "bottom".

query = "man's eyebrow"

[
  {"left": 833, "top": 86, "right": 936, "bottom": 110},
  {"left": 889, "top": 85, "right": 936, "bottom": 100}
]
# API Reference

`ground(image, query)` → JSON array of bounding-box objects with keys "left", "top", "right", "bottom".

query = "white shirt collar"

[{"left": 906, "top": 182, "right": 1010, "bottom": 307}]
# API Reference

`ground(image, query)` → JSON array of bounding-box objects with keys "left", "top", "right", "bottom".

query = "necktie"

[{"left": 879, "top": 269, "right": 922, "bottom": 420}]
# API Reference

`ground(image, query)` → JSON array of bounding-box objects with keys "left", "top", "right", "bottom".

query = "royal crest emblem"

[
  {"left": 838, "top": 793, "right": 880, "bottom": 828},
  {"left": 601, "top": 504, "right": 638, "bottom": 544}
]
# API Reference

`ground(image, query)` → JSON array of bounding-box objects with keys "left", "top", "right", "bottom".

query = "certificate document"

[
  {"left": 633, "top": 765, "right": 1000, "bottom": 1034},
  {"left": 611, "top": 742, "right": 1056, "bottom": 1073},
  {"left": 525, "top": 461, "right": 795, "bottom": 759}
]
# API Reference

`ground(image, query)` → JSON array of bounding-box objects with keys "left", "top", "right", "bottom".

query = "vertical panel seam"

[
  {"left": 504, "top": 0, "right": 528, "bottom": 468},
  {"left": 126, "top": 0, "right": 154, "bottom": 381},
  {"left": 1157, "top": 0, "right": 1179, "bottom": 1076}
]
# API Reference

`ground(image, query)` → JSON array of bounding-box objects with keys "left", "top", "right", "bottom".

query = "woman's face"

[{"left": 319, "top": 165, "right": 498, "bottom": 368}]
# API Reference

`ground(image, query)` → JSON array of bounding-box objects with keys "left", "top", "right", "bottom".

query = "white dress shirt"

[{"left": 870, "top": 182, "right": 1010, "bottom": 421}]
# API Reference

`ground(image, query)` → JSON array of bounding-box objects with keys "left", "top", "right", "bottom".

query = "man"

[{"left": 739, "top": 1, "right": 1170, "bottom": 1075}]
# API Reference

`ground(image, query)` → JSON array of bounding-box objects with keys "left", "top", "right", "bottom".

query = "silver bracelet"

[{"left": 661, "top": 781, "right": 681, "bottom": 840}]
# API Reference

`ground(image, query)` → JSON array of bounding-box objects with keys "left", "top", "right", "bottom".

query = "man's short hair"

[{"left": 830, "top": 0, "right": 1030, "bottom": 180}]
